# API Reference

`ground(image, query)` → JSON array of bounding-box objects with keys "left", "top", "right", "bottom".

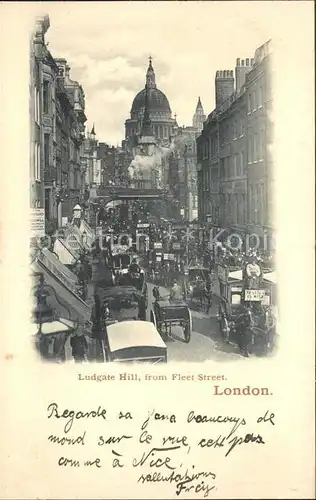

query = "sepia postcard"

[{"left": 0, "top": 1, "right": 315, "bottom": 498}]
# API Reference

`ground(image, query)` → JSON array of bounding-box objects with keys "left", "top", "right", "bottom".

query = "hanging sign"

[{"left": 30, "top": 209, "right": 45, "bottom": 237}]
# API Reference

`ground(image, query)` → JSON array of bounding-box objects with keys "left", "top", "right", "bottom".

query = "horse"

[{"left": 190, "top": 281, "right": 211, "bottom": 312}]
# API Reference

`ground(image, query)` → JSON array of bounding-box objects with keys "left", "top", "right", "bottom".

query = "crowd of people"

[{"left": 35, "top": 204, "right": 276, "bottom": 362}]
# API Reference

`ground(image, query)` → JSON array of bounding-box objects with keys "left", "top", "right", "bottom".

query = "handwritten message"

[{"left": 46, "top": 402, "right": 275, "bottom": 497}]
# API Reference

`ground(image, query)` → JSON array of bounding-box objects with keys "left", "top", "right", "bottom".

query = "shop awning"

[
  {"left": 228, "top": 270, "right": 243, "bottom": 281},
  {"left": 31, "top": 318, "right": 76, "bottom": 336},
  {"left": 263, "top": 271, "right": 277, "bottom": 284},
  {"left": 79, "top": 220, "right": 95, "bottom": 247},
  {"left": 31, "top": 250, "right": 91, "bottom": 323},
  {"left": 37, "top": 248, "right": 78, "bottom": 293},
  {"left": 53, "top": 238, "right": 78, "bottom": 265},
  {"left": 64, "top": 224, "right": 85, "bottom": 251}
]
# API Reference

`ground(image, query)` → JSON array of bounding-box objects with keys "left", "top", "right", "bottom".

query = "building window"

[
  {"left": 248, "top": 135, "right": 252, "bottom": 163},
  {"left": 43, "top": 81, "right": 49, "bottom": 114},
  {"left": 258, "top": 132, "right": 263, "bottom": 160},
  {"left": 258, "top": 86, "right": 263, "bottom": 108},
  {"left": 227, "top": 157, "right": 231, "bottom": 178},
  {"left": 239, "top": 121, "right": 244, "bottom": 137},
  {"left": 34, "top": 86, "right": 40, "bottom": 124},
  {"left": 45, "top": 188, "right": 50, "bottom": 220},
  {"left": 236, "top": 154, "right": 241, "bottom": 177},
  {"left": 247, "top": 94, "right": 252, "bottom": 114},
  {"left": 34, "top": 142, "right": 41, "bottom": 181},
  {"left": 255, "top": 185, "right": 260, "bottom": 224},
  {"left": 233, "top": 121, "right": 237, "bottom": 140},
  {"left": 253, "top": 134, "right": 258, "bottom": 162},
  {"left": 232, "top": 155, "right": 237, "bottom": 177},
  {"left": 259, "top": 184, "right": 264, "bottom": 225},
  {"left": 44, "top": 133, "right": 50, "bottom": 168},
  {"left": 240, "top": 151, "right": 244, "bottom": 173}
]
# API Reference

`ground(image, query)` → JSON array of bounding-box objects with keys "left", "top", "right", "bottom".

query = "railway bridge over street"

[
  {"left": 88, "top": 186, "right": 175, "bottom": 227},
  {"left": 89, "top": 186, "right": 172, "bottom": 203}
]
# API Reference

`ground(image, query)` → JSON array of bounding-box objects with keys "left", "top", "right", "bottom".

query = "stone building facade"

[
  {"left": 30, "top": 15, "right": 50, "bottom": 209},
  {"left": 173, "top": 125, "right": 200, "bottom": 221},
  {"left": 167, "top": 98, "right": 205, "bottom": 221},
  {"left": 30, "top": 15, "right": 88, "bottom": 232},
  {"left": 197, "top": 40, "right": 273, "bottom": 246}
]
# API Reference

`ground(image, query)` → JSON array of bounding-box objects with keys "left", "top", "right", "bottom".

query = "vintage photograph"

[{"left": 30, "top": 6, "right": 277, "bottom": 364}]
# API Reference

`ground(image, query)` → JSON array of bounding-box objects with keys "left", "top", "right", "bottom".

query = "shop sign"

[
  {"left": 261, "top": 295, "right": 270, "bottom": 305},
  {"left": 244, "top": 289, "right": 266, "bottom": 301},
  {"left": 172, "top": 242, "right": 181, "bottom": 250},
  {"left": 153, "top": 242, "right": 162, "bottom": 249},
  {"left": 163, "top": 253, "right": 175, "bottom": 260},
  {"left": 65, "top": 234, "right": 82, "bottom": 252},
  {"left": 30, "top": 208, "right": 45, "bottom": 237}
]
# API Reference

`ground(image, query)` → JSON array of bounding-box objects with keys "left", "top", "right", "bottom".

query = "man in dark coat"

[
  {"left": 235, "top": 304, "right": 253, "bottom": 357},
  {"left": 70, "top": 331, "right": 88, "bottom": 363}
]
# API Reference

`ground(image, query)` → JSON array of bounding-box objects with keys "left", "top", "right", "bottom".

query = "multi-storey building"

[
  {"left": 174, "top": 126, "right": 200, "bottom": 221},
  {"left": 83, "top": 126, "right": 100, "bottom": 188},
  {"left": 167, "top": 98, "right": 205, "bottom": 221},
  {"left": 30, "top": 16, "right": 88, "bottom": 232},
  {"left": 197, "top": 40, "right": 273, "bottom": 247},
  {"left": 245, "top": 42, "right": 274, "bottom": 245},
  {"left": 30, "top": 15, "right": 50, "bottom": 209},
  {"left": 54, "top": 58, "right": 87, "bottom": 222}
]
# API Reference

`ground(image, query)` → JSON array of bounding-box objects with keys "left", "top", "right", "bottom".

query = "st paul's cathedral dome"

[{"left": 125, "top": 57, "right": 176, "bottom": 144}]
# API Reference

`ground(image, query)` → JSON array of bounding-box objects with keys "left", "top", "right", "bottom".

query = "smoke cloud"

[{"left": 128, "top": 142, "right": 174, "bottom": 188}]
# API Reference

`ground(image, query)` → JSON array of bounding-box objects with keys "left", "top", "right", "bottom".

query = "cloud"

[{"left": 45, "top": 2, "right": 279, "bottom": 144}]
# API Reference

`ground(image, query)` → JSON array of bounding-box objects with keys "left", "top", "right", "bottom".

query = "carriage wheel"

[
  {"left": 150, "top": 309, "right": 157, "bottom": 328},
  {"left": 184, "top": 308, "right": 192, "bottom": 343},
  {"left": 221, "top": 317, "right": 230, "bottom": 342}
]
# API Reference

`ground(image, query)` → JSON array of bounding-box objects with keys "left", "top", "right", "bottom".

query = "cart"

[
  {"left": 184, "top": 264, "right": 211, "bottom": 307},
  {"left": 217, "top": 268, "right": 277, "bottom": 354},
  {"left": 150, "top": 299, "right": 192, "bottom": 343}
]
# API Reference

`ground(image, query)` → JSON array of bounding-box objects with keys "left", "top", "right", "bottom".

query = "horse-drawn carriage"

[
  {"left": 110, "top": 246, "right": 145, "bottom": 292},
  {"left": 94, "top": 284, "right": 147, "bottom": 324},
  {"left": 92, "top": 284, "right": 149, "bottom": 360},
  {"left": 150, "top": 299, "right": 192, "bottom": 343},
  {"left": 217, "top": 267, "right": 277, "bottom": 356},
  {"left": 105, "top": 320, "right": 167, "bottom": 364},
  {"left": 111, "top": 246, "right": 134, "bottom": 274},
  {"left": 184, "top": 264, "right": 212, "bottom": 310}
]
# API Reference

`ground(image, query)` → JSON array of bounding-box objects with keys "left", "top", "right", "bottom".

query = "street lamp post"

[
  {"left": 73, "top": 204, "right": 82, "bottom": 220},
  {"left": 184, "top": 145, "right": 188, "bottom": 221}
]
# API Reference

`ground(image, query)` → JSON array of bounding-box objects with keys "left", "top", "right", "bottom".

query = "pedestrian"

[
  {"left": 153, "top": 285, "right": 160, "bottom": 302},
  {"left": 205, "top": 281, "right": 212, "bottom": 313},
  {"left": 70, "top": 328, "right": 88, "bottom": 363},
  {"left": 235, "top": 304, "right": 253, "bottom": 357}
]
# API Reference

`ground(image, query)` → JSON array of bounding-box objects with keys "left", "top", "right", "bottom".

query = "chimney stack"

[
  {"left": 235, "top": 57, "right": 254, "bottom": 93},
  {"left": 215, "top": 70, "right": 234, "bottom": 107}
]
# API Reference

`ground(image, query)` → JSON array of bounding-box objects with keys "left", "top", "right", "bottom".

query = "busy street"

[
  {"left": 30, "top": 15, "right": 277, "bottom": 365},
  {"left": 32, "top": 208, "right": 277, "bottom": 364}
]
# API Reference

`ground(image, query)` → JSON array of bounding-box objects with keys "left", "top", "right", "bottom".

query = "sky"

[{"left": 40, "top": 1, "right": 307, "bottom": 145}]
